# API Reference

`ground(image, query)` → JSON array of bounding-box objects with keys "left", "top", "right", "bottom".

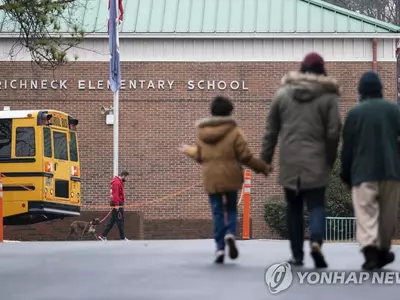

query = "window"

[
  {"left": 0, "top": 119, "right": 12, "bottom": 158},
  {"left": 16, "top": 127, "right": 35, "bottom": 157},
  {"left": 43, "top": 128, "right": 52, "bottom": 158},
  {"left": 53, "top": 131, "right": 68, "bottom": 160},
  {"left": 69, "top": 132, "right": 78, "bottom": 162}
]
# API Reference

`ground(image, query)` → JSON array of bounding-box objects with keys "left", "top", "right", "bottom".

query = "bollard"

[
  {"left": 0, "top": 173, "right": 3, "bottom": 242},
  {"left": 242, "top": 169, "right": 251, "bottom": 240}
]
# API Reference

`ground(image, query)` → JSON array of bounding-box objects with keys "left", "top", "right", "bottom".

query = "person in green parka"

[
  {"left": 261, "top": 53, "right": 342, "bottom": 269},
  {"left": 341, "top": 71, "right": 400, "bottom": 271}
]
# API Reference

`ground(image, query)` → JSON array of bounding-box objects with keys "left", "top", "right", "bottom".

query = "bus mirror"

[
  {"left": 69, "top": 118, "right": 78, "bottom": 130},
  {"left": 38, "top": 113, "right": 52, "bottom": 125},
  {"left": 37, "top": 111, "right": 53, "bottom": 126},
  {"left": 42, "top": 114, "right": 52, "bottom": 125}
]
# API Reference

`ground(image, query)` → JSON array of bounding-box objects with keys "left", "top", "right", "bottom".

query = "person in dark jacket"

[
  {"left": 340, "top": 71, "right": 400, "bottom": 270},
  {"left": 179, "top": 96, "right": 272, "bottom": 264},
  {"left": 98, "top": 170, "right": 130, "bottom": 241},
  {"left": 261, "top": 52, "right": 341, "bottom": 268}
]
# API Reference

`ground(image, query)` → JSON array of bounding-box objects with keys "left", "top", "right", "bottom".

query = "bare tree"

[
  {"left": 324, "top": 1, "right": 399, "bottom": 104},
  {"left": 0, "top": 121, "right": 11, "bottom": 156},
  {"left": 0, "top": 0, "right": 90, "bottom": 70},
  {"left": 324, "top": 0, "right": 399, "bottom": 26}
]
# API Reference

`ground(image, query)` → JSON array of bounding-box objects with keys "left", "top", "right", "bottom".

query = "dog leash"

[
  {"left": 99, "top": 207, "right": 123, "bottom": 224},
  {"left": 99, "top": 210, "right": 112, "bottom": 223}
]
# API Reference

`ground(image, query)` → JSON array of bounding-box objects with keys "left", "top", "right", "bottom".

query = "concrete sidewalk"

[{"left": 0, "top": 239, "right": 399, "bottom": 300}]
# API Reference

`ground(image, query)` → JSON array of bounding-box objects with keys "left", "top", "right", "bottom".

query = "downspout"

[
  {"left": 396, "top": 38, "right": 400, "bottom": 58},
  {"left": 372, "top": 38, "right": 378, "bottom": 73},
  {"left": 396, "top": 38, "right": 400, "bottom": 104}
]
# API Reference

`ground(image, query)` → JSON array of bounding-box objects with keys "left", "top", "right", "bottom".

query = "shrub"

[
  {"left": 263, "top": 195, "right": 292, "bottom": 239},
  {"left": 324, "top": 157, "right": 354, "bottom": 217},
  {"left": 264, "top": 156, "right": 354, "bottom": 240}
]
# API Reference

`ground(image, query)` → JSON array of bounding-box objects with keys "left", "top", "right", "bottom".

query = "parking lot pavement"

[{"left": 0, "top": 239, "right": 399, "bottom": 300}]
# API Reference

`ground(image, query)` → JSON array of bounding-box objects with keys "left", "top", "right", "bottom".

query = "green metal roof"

[{"left": 0, "top": 0, "right": 399, "bottom": 34}]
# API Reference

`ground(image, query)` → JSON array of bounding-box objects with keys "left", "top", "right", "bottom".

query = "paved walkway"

[{"left": 0, "top": 240, "right": 399, "bottom": 300}]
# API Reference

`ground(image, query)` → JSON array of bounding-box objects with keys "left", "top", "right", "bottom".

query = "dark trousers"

[
  {"left": 209, "top": 191, "right": 238, "bottom": 251},
  {"left": 284, "top": 187, "right": 326, "bottom": 261},
  {"left": 102, "top": 207, "right": 125, "bottom": 239}
]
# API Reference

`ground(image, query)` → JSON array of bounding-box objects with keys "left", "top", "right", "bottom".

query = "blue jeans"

[
  {"left": 209, "top": 191, "right": 238, "bottom": 251},
  {"left": 284, "top": 187, "right": 326, "bottom": 261}
]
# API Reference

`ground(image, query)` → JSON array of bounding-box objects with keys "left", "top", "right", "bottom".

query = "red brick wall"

[
  {"left": 3, "top": 211, "right": 244, "bottom": 241},
  {"left": 0, "top": 61, "right": 398, "bottom": 241}
]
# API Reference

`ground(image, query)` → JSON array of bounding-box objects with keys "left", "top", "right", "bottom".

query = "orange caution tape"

[
  {"left": 1, "top": 171, "right": 250, "bottom": 211},
  {"left": 237, "top": 189, "right": 244, "bottom": 206},
  {"left": 80, "top": 180, "right": 203, "bottom": 209},
  {"left": 0, "top": 173, "right": 3, "bottom": 242},
  {"left": 0, "top": 173, "right": 203, "bottom": 210}
]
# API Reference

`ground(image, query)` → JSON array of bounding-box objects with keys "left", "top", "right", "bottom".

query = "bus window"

[
  {"left": 0, "top": 119, "right": 12, "bottom": 158},
  {"left": 43, "top": 127, "right": 52, "bottom": 158},
  {"left": 53, "top": 131, "right": 68, "bottom": 161},
  {"left": 16, "top": 127, "right": 35, "bottom": 157},
  {"left": 69, "top": 132, "right": 78, "bottom": 162}
]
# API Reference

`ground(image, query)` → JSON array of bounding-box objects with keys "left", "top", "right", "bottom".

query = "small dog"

[{"left": 67, "top": 218, "right": 101, "bottom": 240}]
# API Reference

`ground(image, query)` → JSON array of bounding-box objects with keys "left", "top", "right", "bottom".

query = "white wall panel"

[{"left": 0, "top": 38, "right": 396, "bottom": 62}]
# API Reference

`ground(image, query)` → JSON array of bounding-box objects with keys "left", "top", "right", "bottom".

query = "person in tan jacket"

[{"left": 179, "top": 96, "right": 272, "bottom": 264}]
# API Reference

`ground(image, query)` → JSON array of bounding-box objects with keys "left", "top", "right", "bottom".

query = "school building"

[{"left": 1, "top": 0, "right": 400, "bottom": 240}]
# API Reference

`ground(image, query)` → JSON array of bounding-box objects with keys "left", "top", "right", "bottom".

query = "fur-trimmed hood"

[
  {"left": 195, "top": 116, "right": 237, "bottom": 144},
  {"left": 281, "top": 71, "right": 340, "bottom": 102}
]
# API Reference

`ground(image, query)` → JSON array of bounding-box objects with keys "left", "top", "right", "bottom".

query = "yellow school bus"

[{"left": 0, "top": 108, "right": 81, "bottom": 225}]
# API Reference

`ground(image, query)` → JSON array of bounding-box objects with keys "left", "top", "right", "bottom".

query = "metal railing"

[{"left": 325, "top": 217, "right": 356, "bottom": 242}]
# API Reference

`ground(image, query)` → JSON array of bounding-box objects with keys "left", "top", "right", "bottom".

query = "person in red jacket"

[{"left": 98, "top": 171, "right": 129, "bottom": 241}]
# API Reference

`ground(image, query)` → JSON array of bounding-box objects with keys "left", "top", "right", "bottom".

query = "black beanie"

[{"left": 358, "top": 71, "right": 383, "bottom": 99}]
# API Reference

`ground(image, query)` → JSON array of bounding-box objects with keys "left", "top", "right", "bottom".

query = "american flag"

[
  {"left": 108, "top": 0, "right": 124, "bottom": 31},
  {"left": 108, "top": 0, "right": 124, "bottom": 93}
]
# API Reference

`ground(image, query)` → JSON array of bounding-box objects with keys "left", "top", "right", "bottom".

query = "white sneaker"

[
  {"left": 123, "top": 238, "right": 129, "bottom": 241},
  {"left": 224, "top": 234, "right": 239, "bottom": 260},
  {"left": 215, "top": 250, "right": 225, "bottom": 264},
  {"left": 98, "top": 235, "right": 107, "bottom": 241}
]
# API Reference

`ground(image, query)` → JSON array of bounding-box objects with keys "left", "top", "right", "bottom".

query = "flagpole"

[
  {"left": 113, "top": 0, "right": 119, "bottom": 178},
  {"left": 113, "top": 90, "right": 119, "bottom": 177},
  {"left": 109, "top": 0, "right": 121, "bottom": 177}
]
